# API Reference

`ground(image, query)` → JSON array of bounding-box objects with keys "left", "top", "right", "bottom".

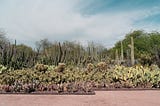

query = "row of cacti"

[
  {"left": 0, "top": 63, "right": 159, "bottom": 91},
  {"left": 0, "top": 40, "right": 110, "bottom": 70},
  {"left": 115, "top": 37, "right": 135, "bottom": 66},
  {"left": 0, "top": 35, "right": 138, "bottom": 71},
  {"left": 0, "top": 82, "right": 93, "bottom": 93},
  {"left": 112, "top": 65, "right": 160, "bottom": 88},
  {"left": 0, "top": 41, "right": 38, "bottom": 70}
]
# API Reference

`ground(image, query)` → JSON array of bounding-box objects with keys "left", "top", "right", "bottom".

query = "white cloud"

[{"left": 0, "top": 0, "right": 159, "bottom": 48}]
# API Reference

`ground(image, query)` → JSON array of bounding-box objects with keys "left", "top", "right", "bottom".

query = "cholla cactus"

[
  {"left": 87, "top": 63, "right": 94, "bottom": 72},
  {"left": 35, "top": 64, "right": 48, "bottom": 73},
  {"left": 55, "top": 63, "right": 66, "bottom": 73},
  {"left": 97, "top": 62, "right": 107, "bottom": 70}
]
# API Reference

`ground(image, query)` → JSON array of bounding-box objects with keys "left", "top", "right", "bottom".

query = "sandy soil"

[{"left": 0, "top": 91, "right": 160, "bottom": 106}]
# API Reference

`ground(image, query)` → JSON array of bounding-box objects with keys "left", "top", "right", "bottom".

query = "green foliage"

[
  {"left": 108, "top": 30, "right": 160, "bottom": 66},
  {"left": 0, "top": 65, "right": 7, "bottom": 74}
]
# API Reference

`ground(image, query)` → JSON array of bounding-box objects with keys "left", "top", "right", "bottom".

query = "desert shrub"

[
  {"left": 55, "top": 63, "right": 66, "bottom": 73},
  {"left": 87, "top": 63, "right": 94, "bottom": 72},
  {"left": 97, "top": 62, "right": 107, "bottom": 70},
  {"left": 35, "top": 64, "right": 48, "bottom": 73}
]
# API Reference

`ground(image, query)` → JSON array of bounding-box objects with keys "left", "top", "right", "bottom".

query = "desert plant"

[
  {"left": 35, "top": 64, "right": 48, "bottom": 73},
  {"left": 128, "top": 37, "right": 135, "bottom": 66},
  {"left": 0, "top": 65, "right": 7, "bottom": 74},
  {"left": 87, "top": 63, "right": 94, "bottom": 72},
  {"left": 97, "top": 62, "right": 107, "bottom": 70},
  {"left": 55, "top": 63, "right": 66, "bottom": 73}
]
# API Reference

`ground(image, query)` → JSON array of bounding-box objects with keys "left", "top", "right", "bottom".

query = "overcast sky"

[{"left": 0, "top": 0, "right": 160, "bottom": 48}]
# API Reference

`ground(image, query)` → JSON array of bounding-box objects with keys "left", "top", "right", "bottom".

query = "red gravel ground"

[{"left": 0, "top": 91, "right": 160, "bottom": 106}]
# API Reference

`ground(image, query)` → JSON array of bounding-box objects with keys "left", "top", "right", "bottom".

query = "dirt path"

[{"left": 0, "top": 91, "right": 160, "bottom": 106}]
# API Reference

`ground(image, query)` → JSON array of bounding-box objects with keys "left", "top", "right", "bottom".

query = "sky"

[{"left": 0, "top": 0, "right": 160, "bottom": 48}]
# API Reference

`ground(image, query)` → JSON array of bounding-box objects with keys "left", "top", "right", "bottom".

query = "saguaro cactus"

[
  {"left": 128, "top": 37, "right": 135, "bottom": 66},
  {"left": 115, "top": 49, "right": 119, "bottom": 65},
  {"left": 121, "top": 41, "right": 124, "bottom": 62}
]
